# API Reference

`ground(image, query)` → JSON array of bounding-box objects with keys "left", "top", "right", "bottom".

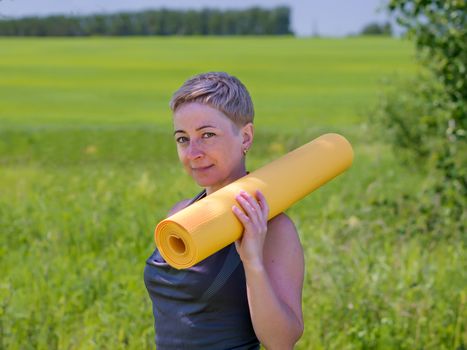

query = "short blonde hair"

[{"left": 170, "top": 72, "right": 254, "bottom": 126}]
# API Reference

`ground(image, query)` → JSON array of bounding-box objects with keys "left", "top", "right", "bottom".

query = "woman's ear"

[{"left": 241, "top": 122, "right": 254, "bottom": 152}]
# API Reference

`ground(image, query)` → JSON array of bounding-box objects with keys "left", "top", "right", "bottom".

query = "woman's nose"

[{"left": 186, "top": 140, "right": 204, "bottom": 160}]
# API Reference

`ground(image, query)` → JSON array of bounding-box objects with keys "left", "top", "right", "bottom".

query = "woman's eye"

[
  {"left": 176, "top": 136, "right": 188, "bottom": 144},
  {"left": 202, "top": 132, "right": 215, "bottom": 139}
]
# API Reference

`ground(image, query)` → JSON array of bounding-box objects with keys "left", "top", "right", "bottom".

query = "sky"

[{"left": 0, "top": 0, "right": 393, "bottom": 37}]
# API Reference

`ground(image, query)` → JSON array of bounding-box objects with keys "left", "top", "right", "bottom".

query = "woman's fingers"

[
  {"left": 232, "top": 205, "right": 250, "bottom": 223},
  {"left": 232, "top": 191, "right": 269, "bottom": 264},
  {"left": 233, "top": 200, "right": 257, "bottom": 232},
  {"left": 236, "top": 192, "right": 262, "bottom": 224},
  {"left": 255, "top": 190, "right": 270, "bottom": 218},
  {"left": 244, "top": 191, "right": 265, "bottom": 214},
  {"left": 234, "top": 190, "right": 269, "bottom": 233}
]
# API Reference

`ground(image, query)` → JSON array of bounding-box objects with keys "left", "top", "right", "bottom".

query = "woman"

[{"left": 144, "top": 72, "right": 304, "bottom": 349}]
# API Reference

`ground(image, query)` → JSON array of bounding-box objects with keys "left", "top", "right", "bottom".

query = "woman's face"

[{"left": 173, "top": 102, "right": 253, "bottom": 193}]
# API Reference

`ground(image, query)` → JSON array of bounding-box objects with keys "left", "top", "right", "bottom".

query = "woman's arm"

[
  {"left": 167, "top": 199, "right": 192, "bottom": 216},
  {"left": 233, "top": 191, "right": 305, "bottom": 349}
]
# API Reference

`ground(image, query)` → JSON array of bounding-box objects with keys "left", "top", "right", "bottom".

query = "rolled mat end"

[{"left": 155, "top": 220, "right": 197, "bottom": 269}]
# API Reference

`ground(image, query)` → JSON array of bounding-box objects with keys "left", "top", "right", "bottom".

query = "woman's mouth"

[{"left": 192, "top": 165, "right": 214, "bottom": 172}]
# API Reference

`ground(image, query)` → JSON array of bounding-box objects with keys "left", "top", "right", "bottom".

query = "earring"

[{"left": 243, "top": 148, "right": 248, "bottom": 156}]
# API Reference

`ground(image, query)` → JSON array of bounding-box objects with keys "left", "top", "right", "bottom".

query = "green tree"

[
  {"left": 377, "top": 0, "right": 466, "bottom": 234},
  {"left": 360, "top": 22, "right": 392, "bottom": 35},
  {"left": 389, "top": 0, "right": 466, "bottom": 124}
]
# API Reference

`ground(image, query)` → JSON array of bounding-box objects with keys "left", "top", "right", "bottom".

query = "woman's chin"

[
  {"left": 194, "top": 178, "right": 216, "bottom": 188},
  {"left": 192, "top": 171, "right": 243, "bottom": 190},
  {"left": 192, "top": 174, "right": 223, "bottom": 190}
]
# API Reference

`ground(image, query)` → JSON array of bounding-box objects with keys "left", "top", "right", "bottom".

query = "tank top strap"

[{"left": 187, "top": 188, "right": 207, "bottom": 205}]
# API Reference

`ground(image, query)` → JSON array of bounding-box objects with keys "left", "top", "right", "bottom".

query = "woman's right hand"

[{"left": 232, "top": 190, "right": 270, "bottom": 268}]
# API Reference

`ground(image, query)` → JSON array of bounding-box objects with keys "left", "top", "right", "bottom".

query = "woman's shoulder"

[
  {"left": 166, "top": 189, "right": 206, "bottom": 217},
  {"left": 265, "top": 213, "right": 303, "bottom": 259},
  {"left": 167, "top": 199, "right": 192, "bottom": 217},
  {"left": 267, "top": 213, "right": 298, "bottom": 235}
]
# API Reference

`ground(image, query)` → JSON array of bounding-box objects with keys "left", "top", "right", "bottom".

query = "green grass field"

[{"left": 0, "top": 37, "right": 465, "bottom": 349}]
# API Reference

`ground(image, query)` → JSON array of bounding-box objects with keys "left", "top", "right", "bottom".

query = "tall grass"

[{"left": 0, "top": 37, "right": 464, "bottom": 349}]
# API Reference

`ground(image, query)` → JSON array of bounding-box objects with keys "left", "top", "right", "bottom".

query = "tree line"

[
  {"left": 0, "top": 7, "right": 292, "bottom": 36},
  {"left": 359, "top": 22, "right": 392, "bottom": 36}
]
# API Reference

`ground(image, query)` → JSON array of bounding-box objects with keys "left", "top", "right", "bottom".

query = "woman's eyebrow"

[
  {"left": 196, "top": 125, "right": 217, "bottom": 131},
  {"left": 173, "top": 125, "right": 217, "bottom": 135}
]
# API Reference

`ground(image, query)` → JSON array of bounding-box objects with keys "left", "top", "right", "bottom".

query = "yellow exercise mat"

[{"left": 155, "top": 133, "right": 353, "bottom": 269}]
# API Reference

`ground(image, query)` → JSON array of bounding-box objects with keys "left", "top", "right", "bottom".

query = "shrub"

[{"left": 372, "top": 0, "right": 467, "bottom": 237}]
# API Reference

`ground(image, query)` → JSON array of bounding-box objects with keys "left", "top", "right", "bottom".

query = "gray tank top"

[{"left": 144, "top": 190, "right": 260, "bottom": 349}]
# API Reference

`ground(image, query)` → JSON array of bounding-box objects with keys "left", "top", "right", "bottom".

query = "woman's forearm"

[{"left": 244, "top": 263, "right": 304, "bottom": 350}]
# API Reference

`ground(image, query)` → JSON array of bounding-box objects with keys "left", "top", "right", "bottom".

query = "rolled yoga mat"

[{"left": 155, "top": 133, "right": 353, "bottom": 269}]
